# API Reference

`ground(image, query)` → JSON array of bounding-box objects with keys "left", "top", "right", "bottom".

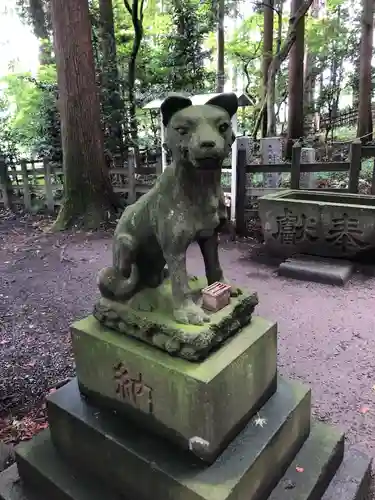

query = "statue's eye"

[
  {"left": 175, "top": 127, "right": 188, "bottom": 135},
  {"left": 219, "top": 123, "right": 229, "bottom": 133}
]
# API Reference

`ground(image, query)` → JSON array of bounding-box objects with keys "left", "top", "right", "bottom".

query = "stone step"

[
  {"left": 268, "top": 422, "right": 345, "bottom": 499},
  {"left": 0, "top": 443, "right": 14, "bottom": 474},
  {"left": 0, "top": 464, "right": 31, "bottom": 500},
  {"left": 278, "top": 255, "right": 354, "bottom": 285},
  {"left": 0, "top": 433, "right": 124, "bottom": 500},
  {"left": 0, "top": 435, "right": 371, "bottom": 500},
  {"left": 322, "top": 447, "right": 372, "bottom": 500},
  {"left": 43, "top": 376, "right": 311, "bottom": 500},
  {"left": 1, "top": 379, "right": 371, "bottom": 500}
]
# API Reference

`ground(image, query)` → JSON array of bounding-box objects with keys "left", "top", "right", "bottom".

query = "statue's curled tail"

[{"left": 97, "top": 264, "right": 139, "bottom": 301}]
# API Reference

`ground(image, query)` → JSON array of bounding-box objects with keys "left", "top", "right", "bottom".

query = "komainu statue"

[{"left": 94, "top": 93, "right": 258, "bottom": 359}]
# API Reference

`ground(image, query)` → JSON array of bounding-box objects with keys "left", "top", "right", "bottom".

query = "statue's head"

[{"left": 160, "top": 93, "right": 238, "bottom": 170}]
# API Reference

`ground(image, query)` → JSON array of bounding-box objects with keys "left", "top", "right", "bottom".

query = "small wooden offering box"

[{"left": 202, "top": 282, "right": 231, "bottom": 312}]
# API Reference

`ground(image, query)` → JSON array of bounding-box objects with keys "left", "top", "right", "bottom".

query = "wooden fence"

[
  {"left": 235, "top": 140, "right": 375, "bottom": 236},
  {"left": 319, "top": 105, "right": 375, "bottom": 130},
  {"left": 2, "top": 141, "right": 375, "bottom": 237},
  {"left": 0, "top": 154, "right": 232, "bottom": 212},
  {"left": 0, "top": 156, "right": 162, "bottom": 211}
]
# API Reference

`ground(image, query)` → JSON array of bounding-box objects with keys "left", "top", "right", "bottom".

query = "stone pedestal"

[
  {"left": 72, "top": 316, "right": 277, "bottom": 462},
  {"left": 92, "top": 277, "right": 259, "bottom": 361},
  {"left": 260, "top": 137, "right": 283, "bottom": 188},
  {"left": 300, "top": 147, "right": 317, "bottom": 189},
  {"left": 0, "top": 304, "right": 372, "bottom": 499},
  {"left": 3, "top": 377, "right": 371, "bottom": 500},
  {"left": 34, "top": 377, "right": 311, "bottom": 500}
]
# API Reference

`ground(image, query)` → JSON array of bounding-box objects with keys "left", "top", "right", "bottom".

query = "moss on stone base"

[{"left": 93, "top": 277, "right": 258, "bottom": 361}]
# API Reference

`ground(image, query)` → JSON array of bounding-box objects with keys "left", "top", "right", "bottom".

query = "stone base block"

[
  {"left": 278, "top": 255, "right": 354, "bottom": 285},
  {"left": 71, "top": 315, "right": 277, "bottom": 463},
  {"left": 93, "top": 277, "right": 259, "bottom": 361},
  {"left": 1, "top": 382, "right": 372, "bottom": 500},
  {"left": 0, "top": 444, "right": 13, "bottom": 474},
  {"left": 322, "top": 447, "right": 373, "bottom": 500},
  {"left": 1, "top": 435, "right": 124, "bottom": 500},
  {"left": 1, "top": 435, "right": 372, "bottom": 500},
  {"left": 269, "top": 422, "right": 344, "bottom": 498},
  {"left": 43, "top": 376, "right": 311, "bottom": 500}
]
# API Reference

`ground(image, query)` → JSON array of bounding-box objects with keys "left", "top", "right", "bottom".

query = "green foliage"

[
  {"left": 111, "top": 0, "right": 217, "bottom": 149},
  {"left": 157, "top": 0, "right": 215, "bottom": 93},
  {"left": 226, "top": 13, "right": 263, "bottom": 96},
  {"left": 0, "top": 64, "right": 61, "bottom": 160},
  {"left": 1, "top": 0, "right": 369, "bottom": 161},
  {"left": 130, "top": 0, "right": 215, "bottom": 99},
  {"left": 305, "top": 0, "right": 361, "bottom": 117}
]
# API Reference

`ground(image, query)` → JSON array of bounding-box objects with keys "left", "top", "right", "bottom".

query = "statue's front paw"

[
  {"left": 221, "top": 278, "right": 242, "bottom": 297},
  {"left": 174, "top": 301, "right": 210, "bottom": 326},
  {"left": 230, "top": 285, "right": 242, "bottom": 297}
]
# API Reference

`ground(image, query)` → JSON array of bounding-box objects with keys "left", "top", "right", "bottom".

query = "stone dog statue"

[{"left": 97, "top": 92, "right": 240, "bottom": 326}]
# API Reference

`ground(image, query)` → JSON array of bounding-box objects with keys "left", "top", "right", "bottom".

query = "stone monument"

[
  {"left": 300, "top": 147, "right": 318, "bottom": 190},
  {"left": 260, "top": 136, "right": 283, "bottom": 188},
  {"left": 0, "top": 93, "right": 372, "bottom": 500}
]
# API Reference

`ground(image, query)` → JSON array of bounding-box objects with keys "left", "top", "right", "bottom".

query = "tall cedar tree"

[
  {"left": 286, "top": 0, "right": 305, "bottom": 156},
  {"left": 216, "top": 0, "right": 225, "bottom": 92},
  {"left": 357, "top": 0, "right": 374, "bottom": 141},
  {"left": 50, "top": 0, "right": 120, "bottom": 230},
  {"left": 99, "top": 0, "right": 125, "bottom": 162},
  {"left": 262, "top": 0, "right": 274, "bottom": 137}
]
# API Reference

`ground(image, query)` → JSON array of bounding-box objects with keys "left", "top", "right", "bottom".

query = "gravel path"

[{"left": 0, "top": 214, "right": 374, "bottom": 461}]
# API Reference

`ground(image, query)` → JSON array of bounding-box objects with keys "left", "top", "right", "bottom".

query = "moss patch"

[{"left": 93, "top": 277, "right": 259, "bottom": 361}]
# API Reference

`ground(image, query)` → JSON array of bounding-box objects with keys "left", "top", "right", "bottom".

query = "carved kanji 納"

[{"left": 113, "top": 362, "right": 153, "bottom": 413}]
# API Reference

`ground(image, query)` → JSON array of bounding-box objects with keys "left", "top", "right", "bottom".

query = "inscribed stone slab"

[{"left": 71, "top": 315, "right": 277, "bottom": 462}]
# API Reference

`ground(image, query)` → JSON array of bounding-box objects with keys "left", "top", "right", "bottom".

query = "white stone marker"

[
  {"left": 237, "top": 136, "right": 254, "bottom": 166},
  {"left": 260, "top": 137, "right": 283, "bottom": 188},
  {"left": 300, "top": 147, "right": 317, "bottom": 189}
]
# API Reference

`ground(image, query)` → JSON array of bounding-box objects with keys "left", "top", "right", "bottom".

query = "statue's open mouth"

[{"left": 195, "top": 156, "right": 222, "bottom": 170}]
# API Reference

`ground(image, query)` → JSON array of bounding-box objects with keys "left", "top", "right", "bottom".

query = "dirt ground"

[{"left": 0, "top": 211, "right": 375, "bottom": 463}]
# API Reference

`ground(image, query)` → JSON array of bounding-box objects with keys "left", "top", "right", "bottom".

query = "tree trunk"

[
  {"left": 50, "top": 0, "right": 120, "bottom": 231},
  {"left": 352, "top": 56, "right": 360, "bottom": 107},
  {"left": 286, "top": 0, "right": 305, "bottom": 157},
  {"left": 303, "top": 53, "right": 315, "bottom": 114},
  {"left": 252, "top": 0, "right": 314, "bottom": 139},
  {"left": 29, "top": 0, "right": 54, "bottom": 64},
  {"left": 357, "top": 0, "right": 374, "bottom": 141},
  {"left": 266, "top": 66, "right": 278, "bottom": 137},
  {"left": 99, "top": 0, "right": 125, "bottom": 163},
  {"left": 216, "top": 0, "right": 225, "bottom": 92},
  {"left": 231, "top": 0, "right": 239, "bottom": 90},
  {"left": 272, "top": 0, "right": 283, "bottom": 134},
  {"left": 124, "top": 0, "right": 144, "bottom": 177},
  {"left": 262, "top": 0, "right": 274, "bottom": 137},
  {"left": 303, "top": 0, "right": 319, "bottom": 125}
]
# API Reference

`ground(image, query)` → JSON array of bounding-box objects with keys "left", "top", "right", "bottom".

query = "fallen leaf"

[
  {"left": 296, "top": 466, "right": 304, "bottom": 473},
  {"left": 36, "top": 422, "right": 49, "bottom": 430},
  {"left": 360, "top": 407, "right": 370, "bottom": 414}
]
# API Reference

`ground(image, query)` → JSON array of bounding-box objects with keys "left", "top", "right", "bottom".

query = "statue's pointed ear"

[
  {"left": 160, "top": 95, "right": 193, "bottom": 127},
  {"left": 206, "top": 93, "right": 238, "bottom": 118}
]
